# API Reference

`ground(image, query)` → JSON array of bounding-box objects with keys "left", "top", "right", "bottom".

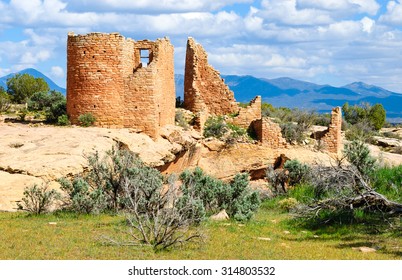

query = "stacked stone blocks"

[
  {"left": 184, "top": 37, "right": 239, "bottom": 116},
  {"left": 231, "top": 96, "right": 262, "bottom": 129},
  {"left": 253, "top": 118, "right": 288, "bottom": 148},
  {"left": 67, "top": 32, "right": 175, "bottom": 138},
  {"left": 321, "top": 107, "right": 342, "bottom": 154}
]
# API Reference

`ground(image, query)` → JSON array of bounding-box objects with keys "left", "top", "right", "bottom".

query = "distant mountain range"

[
  {"left": 175, "top": 74, "right": 402, "bottom": 121},
  {"left": 0, "top": 68, "right": 66, "bottom": 94},
  {"left": 2, "top": 69, "right": 401, "bottom": 121}
]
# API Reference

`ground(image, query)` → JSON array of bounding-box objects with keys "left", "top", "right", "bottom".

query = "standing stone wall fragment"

[{"left": 67, "top": 32, "right": 175, "bottom": 138}]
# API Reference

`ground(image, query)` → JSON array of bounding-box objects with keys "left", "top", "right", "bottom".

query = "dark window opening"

[
  {"left": 94, "top": 105, "right": 96, "bottom": 108},
  {"left": 83, "top": 51, "right": 86, "bottom": 55},
  {"left": 92, "top": 55, "right": 95, "bottom": 59},
  {"left": 140, "top": 49, "right": 150, "bottom": 67}
]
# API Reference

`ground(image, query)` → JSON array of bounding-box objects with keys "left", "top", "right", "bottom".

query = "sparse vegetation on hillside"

[{"left": 261, "top": 102, "right": 320, "bottom": 144}]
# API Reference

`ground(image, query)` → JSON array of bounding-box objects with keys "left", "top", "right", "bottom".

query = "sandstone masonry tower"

[
  {"left": 321, "top": 107, "right": 343, "bottom": 154},
  {"left": 67, "top": 32, "right": 175, "bottom": 138}
]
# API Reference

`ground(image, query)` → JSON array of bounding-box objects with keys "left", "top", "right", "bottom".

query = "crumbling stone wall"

[
  {"left": 67, "top": 32, "right": 175, "bottom": 138},
  {"left": 321, "top": 107, "right": 342, "bottom": 154},
  {"left": 253, "top": 118, "right": 288, "bottom": 148},
  {"left": 232, "top": 96, "right": 262, "bottom": 129},
  {"left": 184, "top": 37, "right": 238, "bottom": 115}
]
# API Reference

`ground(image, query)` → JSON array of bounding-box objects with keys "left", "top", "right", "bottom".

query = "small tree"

[
  {"left": 7, "top": 73, "right": 49, "bottom": 103},
  {"left": 342, "top": 102, "right": 386, "bottom": 131},
  {"left": 28, "top": 90, "right": 65, "bottom": 111},
  {"left": 368, "top": 103, "right": 386, "bottom": 130}
]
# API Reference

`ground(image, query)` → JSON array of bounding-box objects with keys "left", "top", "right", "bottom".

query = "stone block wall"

[
  {"left": 321, "top": 107, "right": 342, "bottom": 154},
  {"left": 124, "top": 39, "right": 176, "bottom": 138},
  {"left": 254, "top": 118, "right": 288, "bottom": 148},
  {"left": 232, "top": 96, "right": 262, "bottom": 129},
  {"left": 67, "top": 32, "right": 175, "bottom": 138},
  {"left": 184, "top": 37, "right": 238, "bottom": 116}
]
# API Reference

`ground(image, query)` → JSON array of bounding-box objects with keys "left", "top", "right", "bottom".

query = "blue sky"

[{"left": 1, "top": 0, "right": 402, "bottom": 92}]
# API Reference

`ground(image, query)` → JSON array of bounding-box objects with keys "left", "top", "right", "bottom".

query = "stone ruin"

[
  {"left": 184, "top": 37, "right": 288, "bottom": 149},
  {"left": 316, "top": 107, "right": 343, "bottom": 154},
  {"left": 66, "top": 33, "right": 342, "bottom": 154},
  {"left": 66, "top": 32, "right": 175, "bottom": 138}
]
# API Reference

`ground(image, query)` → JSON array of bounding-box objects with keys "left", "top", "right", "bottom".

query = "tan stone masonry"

[
  {"left": 67, "top": 33, "right": 341, "bottom": 154},
  {"left": 321, "top": 107, "right": 343, "bottom": 154},
  {"left": 67, "top": 32, "right": 175, "bottom": 138},
  {"left": 184, "top": 37, "right": 239, "bottom": 116}
]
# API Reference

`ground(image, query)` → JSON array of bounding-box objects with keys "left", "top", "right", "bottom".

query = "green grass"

[
  {"left": 0, "top": 203, "right": 400, "bottom": 260},
  {"left": 373, "top": 166, "right": 402, "bottom": 203}
]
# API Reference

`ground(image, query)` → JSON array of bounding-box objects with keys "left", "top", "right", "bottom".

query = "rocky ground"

[{"left": 1, "top": 120, "right": 401, "bottom": 211}]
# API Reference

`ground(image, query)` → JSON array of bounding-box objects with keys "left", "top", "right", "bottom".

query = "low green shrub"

[
  {"left": 46, "top": 99, "right": 67, "bottom": 123},
  {"left": 57, "top": 114, "right": 70, "bottom": 126},
  {"left": 203, "top": 116, "right": 227, "bottom": 139},
  {"left": 180, "top": 168, "right": 261, "bottom": 221},
  {"left": 284, "top": 160, "right": 311, "bottom": 186},
  {"left": 17, "top": 184, "right": 61, "bottom": 214},
  {"left": 344, "top": 140, "right": 377, "bottom": 176},
  {"left": 345, "top": 121, "right": 377, "bottom": 142},
  {"left": 372, "top": 165, "right": 402, "bottom": 203},
  {"left": 287, "top": 184, "right": 316, "bottom": 204},
  {"left": 78, "top": 113, "right": 96, "bottom": 127},
  {"left": 280, "top": 122, "right": 305, "bottom": 144},
  {"left": 0, "top": 88, "right": 11, "bottom": 112},
  {"left": 278, "top": 197, "right": 298, "bottom": 211},
  {"left": 175, "top": 110, "right": 189, "bottom": 130},
  {"left": 59, "top": 177, "right": 107, "bottom": 214},
  {"left": 18, "top": 109, "right": 28, "bottom": 121},
  {"left": 203, "top": 116, "right": 249, "bottom": 143}
]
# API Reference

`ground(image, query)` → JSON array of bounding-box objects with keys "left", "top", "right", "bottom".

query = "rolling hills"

[
  {"left": 176, "top": 74, "right": 402, "bottom": 121},
  {"left": 1, "top": 69, "right": 401, "bottom": 121}
]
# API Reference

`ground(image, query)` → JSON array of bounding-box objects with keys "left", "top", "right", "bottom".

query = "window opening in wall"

[{"left": 140, "top": 49, "right": 150, "bottom": 67}]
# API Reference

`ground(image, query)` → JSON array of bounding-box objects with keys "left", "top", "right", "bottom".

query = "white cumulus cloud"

[
  {"left": 380, "top": 0, "right": 402, "bottom": 25},
  {"left": 65, "top": 0, "right": 253, "bottom": 13},
  {"left": 297, "top": 0, "right": 380, "bottom": 15}
]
